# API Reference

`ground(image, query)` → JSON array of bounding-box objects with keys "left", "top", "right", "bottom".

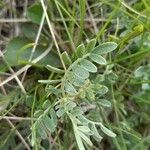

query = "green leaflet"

[
  {"left": 65, "top": 101, "right": 77, "bottom": 111},
  {"left": 56, "top": 108, "right": 65, "bottom": 117},
  {"left": 43, "top": 115, "right": 54, "bottom": 132},
  {"left": 76, "top": 44, "right": 85, "bottom": 58},
  {"left": 78, "top": 126, "right": 91, "bottom": 133},
  {"left": 85, "top": 39, "right": 96, "bottom": 53},
  {"left": 43, "top": 109, "right": 57, "bottom": 133},
  {"left": 46, "top": 65, "right": 65, "bottom": 73},
  {"left": 89, "top": 54, "right": 107, "bottom": 65},
  {"left": 71, "top": 107, "right": 84, "bottom": 116},
  {"left": 50, "top": 109, "right": 57, "bottom": 126},
  {"left": 97, "top": 85, "right": 109, "bottom": 96},
  {"left": 78, "top": 131, "right": 93, "bottom": 147},
  {"left": 106, "top": 72, "right": 118, "bottom": 83},
  {"left": 42, "top": 100, "right": 51, "bottom": 109},
  {"left": 33, "top": 108, "right": 57, "bottom": 141},
  {"left": 34, "top": 110, "right": 44, "bottom": 118},
  {"left": 100, "top": 124, "right": 116, "bottom": 137},
  {"left": 79, "top": 90, "right": 86, "bottom": 99},
  {"left": 74, "top": 125, "right": 85, "bottom": 150},
  {"left": 62, "top": 51, "right": 72, "bottom": 65},
  {"left": 36, "top": 121, "right": 47, "bottom": 139},
  {"left": 72, "top": 65, "right": 89, "bottom": 79},
  {"left": 68, "top": 72, "right": 85, "bottom": 87},
  {"left": 80, "top": 59, "right": 97, "bottom": 73},
  {"left": 86, "top": 88, "right": 95, "bottom": 100},
  {"left": 92, "top": 42, "right": 117, "bottom": 54},
  {"left": 97, "top": 99, "right": 111, "bottom": 107},
  {"left": 134, "top": 66, "right": 146, "bottom": 77},
  {"left": 45, "top": 85, "right": 61, "bottom": 95},
  {"left": 90, "top": 124, "right": 103, "bottom": 140},
  {"left": 77, "top": 115, "right": 89, "bottom": 125},
  {"left": 65, "top": 82, "right": 77, "bottom": 95}
]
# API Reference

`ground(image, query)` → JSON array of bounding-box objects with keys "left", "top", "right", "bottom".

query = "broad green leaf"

[
  {"left": 46, "top": 65, "right": 64, "bottom": 73},
  {"left": 61, "top": 51, "right": 72, "bottom": 65},
  {"left": 92, "top": 42, "right": 117, "bottom": 54},
  {"left": 65, "top": 82, "right": 77, "bottom": 96},
  {"left": 21, "top": 23, "right": 48, "bottom": 44},
  {"left": 21, "top": 23, "right": 39, "bottom": 40},
  {"left": 16, "top": 43, "right": 35, "bottom": 61},
  {"left": 89, "top": 54, "right": 106, "bottom": 65},
  {"left": 80, "top": 59, "right": 97, "bottom": 73},
  {"left": 100, "top": 124, "right": 116, "bottom": 137},
  {"left": 4, "top": 37, "right": 30, "bottom": 66},
  {"left": 76, "top": 44, "right": 85, "bottom": 58},
  {"left": 85, "top": 39, "right": 96, "bottom": 53},
  {"left": 27, "top": 3, "right": 44, "bottom": 24},
  {"left": 4, "top": 37, "right": 60, "bottom": 67},
  {"left": 72, "top": 65, "right": 89, "bottom": 79},
  {"left": 97, "top": 99, "right": 111, "bottom": 107}
]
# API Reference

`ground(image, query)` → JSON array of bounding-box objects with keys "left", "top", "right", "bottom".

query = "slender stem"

[
  {"left": 0, "top": 116, "right": 36, "bottom": 121},
  {"left": 40, "top": 0, "right": 66, "bottom": 71}
]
